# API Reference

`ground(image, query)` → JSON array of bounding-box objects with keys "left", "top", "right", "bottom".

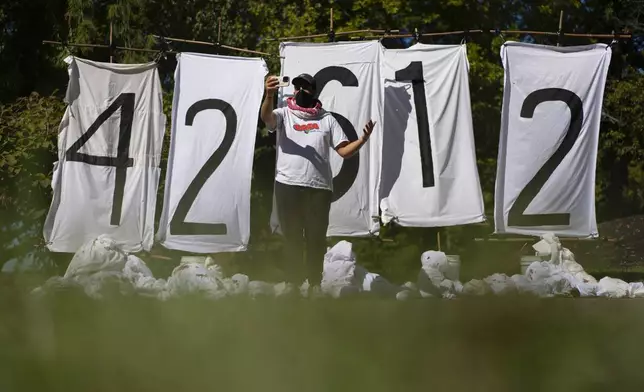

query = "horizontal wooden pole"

[
  {"left": 266, "top": 28, "right": 630, "bottom": 42},
  {"left": 422, "top": 29, "right": 484, "bottom": 37},
  {"left": 153, "top": 35, "right": 276, "bottom": 57},
  {"left": 43, "top": 40, "right": 108, "bottom": 48},
  {"left": 265, "top": 29, "right": 387, "bottom": 41},
  {"left": 491, "top": 29, "right": 631, "bottom": 39},
  {"left": 43, "top": 40, "right": 177, "bottom": 54}
]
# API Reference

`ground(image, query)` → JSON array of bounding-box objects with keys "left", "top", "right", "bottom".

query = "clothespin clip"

[
  {"left": 494, "top": 27, "right": 506, "bottom": 43},
  {"left": 60, "top": 38, "right": 73, "bottom": 56},
  {"left": 109, "top": 39, "right": 117, "bottom": 60},
  {"left": 154, "top": 36, "right": 170, "bottom": 63},
  {"left": 328, "top": 29, "right": 336, "bottom": 43},
  {"left": 159, "top": 36, "right": 170, "bottom": 52},
  {"left": 379, "top": 28, "right": 391, "bottom": 42},
  {"left": 461, "top": 29, "right": 470, "bottom": 45},
  {"left": 413, "top": 27, "right": 420, "bottom": 43},
  {"left": 608, "top": 30, "right": 618, "bottom": 49},
  {"left": 557, "top": 26, "right": 564, "bottom": 47}
]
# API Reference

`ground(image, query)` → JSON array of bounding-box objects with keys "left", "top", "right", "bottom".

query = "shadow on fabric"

[{"left": 379, "top": 84, "right": 413, "bottom": 200}]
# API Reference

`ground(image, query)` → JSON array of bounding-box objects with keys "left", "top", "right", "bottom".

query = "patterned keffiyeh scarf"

[{"left": 286, "top": 97, "right": 325, "bottom": 119}]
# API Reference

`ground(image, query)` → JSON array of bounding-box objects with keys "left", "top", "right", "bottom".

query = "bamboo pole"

[
  {"left": 324, "top": 27, "right": 629, "bottom": 41},
  {"left": 329, "top": 7, "right": 335, "bottom": 42},
  {"left": 557, "top": 10, "right": 564, "bottom": 46},
  {"left": 115, "top": 46, "right": 161, "bottom": 53},
  {"left": 265, "top": 27, "right": 630, "bottom": 43},
  {"left": 264, "top": 29, "right": 386, "bottom": 42},
  {"left": 364, "top": 29, "right": 485, "bottom": 40},
  {"left": 423, "top": 29, "right": 483, "bottom": 37},
  {"left": 266, "top": 32, "right": 329, "bottom": 41},
  {"left": 44, "top": 40, "right": 109, "bottom": 49},
  {"left": 219, "top": 43, "right": 272, "bottom": 56},
  {"left": 565, "top": 32, "right": 630, "bottom": 38},
  {"left": 490, "top": 29, "right": 630, "bottom": 39},
  {"left": 153, "top": 35, "right": 275, "bottom": 57},
  {"left": 268, "top": 27, "right": 633, "bottom": 42},
  {"left": 109, "top": 21, "right": 114, "bottom": 62},
  {"left": 490, "top": 29, "right": 558, "bottom": 36},
  {"left": 42, "top": 40, "right": 174, "bottom": 54}
]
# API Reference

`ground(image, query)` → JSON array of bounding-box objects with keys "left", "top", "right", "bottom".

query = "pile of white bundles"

[
  {"left": 33, "top": 236, "right": 410, "bottom": 300},
  {"left": 32, "top": 233, "right": 644, "bottom": 300},
  {"left": 414, "top": 233, "right": 644, "bottom": 299}
]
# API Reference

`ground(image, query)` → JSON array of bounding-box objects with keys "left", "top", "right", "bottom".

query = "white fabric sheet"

[
  {"left": 272, "top": 41, "right": 384, "bottom": 236},
  {"left": 157, "top": 53, "right": 268, "bottom": 253},
  {"left": 380, "top": 44, "right": 485, "bottom": 227},
  {"left": 494, "top": 42, "right": 611, "bottom": 237},
  {"left": 44, "top": 57, "right": 165, "bottom": 253}
]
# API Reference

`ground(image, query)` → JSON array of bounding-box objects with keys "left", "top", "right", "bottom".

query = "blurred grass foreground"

[{"left": 3, "top": 278, "right": 644, "bottom": 391}]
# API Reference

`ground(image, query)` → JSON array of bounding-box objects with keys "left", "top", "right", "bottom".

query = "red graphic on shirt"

[{"left": 293, "top": 123, "right": 320, "bottom": 133}]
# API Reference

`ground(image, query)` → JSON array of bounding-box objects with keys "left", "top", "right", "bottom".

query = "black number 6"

[
  {"left": 313, "top": 66, "right": 360, "bottom": 202},
  {"left": 508, "top": 88, "right": 583, "bottom": 227},
  {"left": 170, "top": 99, "right": 237, "bottom": 235}
]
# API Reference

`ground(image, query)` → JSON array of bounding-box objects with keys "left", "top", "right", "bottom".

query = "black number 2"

[
  {"left": 508, "top": 88, "right": 583, "bottom": 227},
  {"left": 170, "top": 99, "right": 237, "bottom": 235},
  {"left": 66, "top": 93, "right": 135, "bottom": 226},
  {"left": 313, "top": 66, "right": 360, "bottom": 202},
  {"left": 395, "top": 61, "right": 434, "bottom": 188}
]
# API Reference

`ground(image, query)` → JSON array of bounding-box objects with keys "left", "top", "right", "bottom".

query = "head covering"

[{"left": 292, "top": 73, "right": 316, "bottom": 92}]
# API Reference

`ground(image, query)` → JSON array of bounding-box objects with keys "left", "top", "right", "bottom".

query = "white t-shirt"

[{"left": 272, "top": 107, "right": 348, "bottom": 191}]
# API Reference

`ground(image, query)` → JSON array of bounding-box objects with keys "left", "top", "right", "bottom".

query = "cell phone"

[{"left": 278, "top": 76, "right": 290, "bottom": 87}]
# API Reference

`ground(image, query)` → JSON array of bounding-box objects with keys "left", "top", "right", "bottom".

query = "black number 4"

[
  {"left": 65, "top": 93, "right": 135, "bottom": 226},
  {"left": 508, "top": 88, "right": 583, "bottom": 227},
  {"left": 169, "top": 99, "right": 236, "bottom": 235},
  {"left": 395, "top": 61, "right": 434, "bottom": 188}
]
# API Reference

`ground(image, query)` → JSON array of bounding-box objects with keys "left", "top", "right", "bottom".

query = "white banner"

[
  {"left": 43, "top": 57, "right": 165, "bottom": 253},
  {"left": 273, "top": 41, "right": 384, "bottom": 236},
  {"left": 494, "top": 42, "right": 612, "bottom": 237},
  {"left": 380, "top": 44, "right": 485, "bottom": 227},
  {"left": 157, "top": 53, "right": 267, "bottom": 253}
]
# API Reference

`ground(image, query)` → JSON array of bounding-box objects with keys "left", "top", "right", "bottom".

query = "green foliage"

[
  {"left": 0, "top": 0, "right": 68, "bottom": 101},
  {"left": 596, "top": 71, "right": 644, "bottom": 220},
  {"left": 0, "top": 93, "right": 65, "bottom": 262}
]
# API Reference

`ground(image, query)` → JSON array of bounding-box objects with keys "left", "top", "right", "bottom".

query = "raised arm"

[
  {"left": 260, "top": 76, "right": 279, "bottom": 130},
  {"left": 335, "top": 120, "right": 376, "bottom": 159}
]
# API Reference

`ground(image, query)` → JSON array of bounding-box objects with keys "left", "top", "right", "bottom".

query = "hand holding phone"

[{"left": 278, "top": 76, "right": 290, "bottom": 88}]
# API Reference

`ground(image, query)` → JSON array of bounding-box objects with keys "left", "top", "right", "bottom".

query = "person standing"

[{"left": 260, "top": 73, "right": 375, "bottom": 291}]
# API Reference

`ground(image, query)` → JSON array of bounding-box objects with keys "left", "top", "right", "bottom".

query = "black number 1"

[
  {"left": 65, "top": 93, "right": 135, "bottom": 226},
  {"left": 508, "top": 88, "right": 583, "bottom": 227},
  {"left": 395, "top": 61, "right": 434, "bottom": 188},
  {"left": 169, "top": 99, "right": 237, "bottom": 235}
]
